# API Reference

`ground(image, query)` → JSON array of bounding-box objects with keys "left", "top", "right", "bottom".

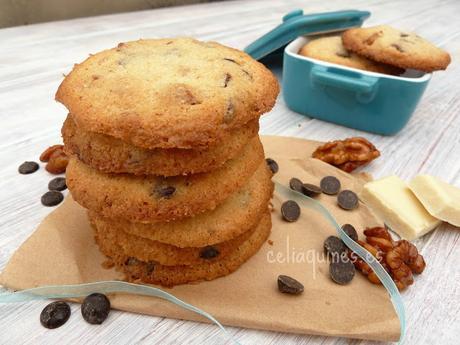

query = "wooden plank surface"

[{"left": 0, "top": 0, "right": 459, "bottom": 344}]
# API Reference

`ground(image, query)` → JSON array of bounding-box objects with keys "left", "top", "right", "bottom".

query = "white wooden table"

[{"left": 0, "top": 0, "right": 459, "bottom": 344}]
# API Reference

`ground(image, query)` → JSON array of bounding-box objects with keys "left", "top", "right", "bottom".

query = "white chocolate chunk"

[
  {"left": 409, "top": 175, "right": 460, "bottom": 227},
  {"left": 360, "top": 175, "right": 441, "bottom": 240}
]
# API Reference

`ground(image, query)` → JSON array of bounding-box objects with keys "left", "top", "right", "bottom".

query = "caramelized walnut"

[
  {"left": 40, "top": 145, "right": 64, "bottom": 162},
  {"left": 40, "top": 145, "right": 69, "bottom": 174},
  {"left": 352, "top": 227, "right": 426, "bottom": 290},
  {"left": 312, "top": 137, "right": 380, "bottom": 172}
]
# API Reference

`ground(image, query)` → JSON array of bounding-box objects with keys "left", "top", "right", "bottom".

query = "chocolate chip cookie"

[
  {"left": 62, "top": 114, "right": 259, "bottom": 176},
  {"left": 56, "top": 38, "right": 279, "bottom": 149},
  {"left": 90, "top": 211, "right": 258, "bottom": 266},
  {"left": 66, "top": 137, "right": 264, "bottom": 222},
  {"left": 88, "top": 161, "right": 273, "bottom": 248},
  {"left": 342, "top": 25, "right": 451, "bottom": 72},
  {"left": 95, "top": 211, "right": 272, "bottom": 287},
  {"left": 298, "top": 36, "right": 402, "bottom": 75}
]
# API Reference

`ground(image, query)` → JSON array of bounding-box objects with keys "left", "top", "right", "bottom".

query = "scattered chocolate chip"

[
  {"left": 391, "top": 43, "right": 405, "bottom": 53},
  {"left": 400, "top": 33, "right": 409, "bottom": 37},
  {"left": 265, "top": 158, "right": 279, "bottom": 174},
  {"left": 156, "top": 186, "right": 176, "bottom": 199},
  {"left": 342, "top": 224, "right": 358, "bottom": 242},
  {"left": 18, "top": 161, "right": 39, "bottom": 174},
  {"left": 289, "top": 177, "right": 304, "bottom": 193},
  {"left": 200, "top": 246, "right": 220, "bottom": 259},
  {"left": 48, "top": 177, "right": 67, "bottom": 191},
  {"left": 40, "top": 301, "right": 71, "bottom": 329},
  {"left": 81, "top": 293, "right": 111, "bottom": 325},
  {"left": 302, "top": 183, "right": 322, "bottom": 197},
  {"left": 41, "top": 191, "right": 64, "bottom": 207},
  {"left": 281, "top": 200, "right": 301, "bottom": 222},
  {"left": 337, "top": 190, "right": 359, "bottom": 210},
  {"left": 320, "top": 176, "right": 341, "bottom": 195},
  {"left": 324, "top": 236, "right": 347, "bottom": 257},
  {"left": 336, "top": 51, "right": 351, "bottom": 58},
  {"left": 330, "top": 258, "right": 355, "bottom": 285},
  {"left": 223, "top": 73, "right": 232, "bottom": 87},
  {"left": 277, "top": 275, "right": 304, "bottom": 295}
]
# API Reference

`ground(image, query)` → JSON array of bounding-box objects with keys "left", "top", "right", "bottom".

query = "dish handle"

[{"left": 311, "top": 66, "right": 378, "bottom": 98}]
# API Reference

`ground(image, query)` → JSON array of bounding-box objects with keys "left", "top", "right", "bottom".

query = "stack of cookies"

[{"left": 56, "top": 38, "right": 279, "bottom": 286}]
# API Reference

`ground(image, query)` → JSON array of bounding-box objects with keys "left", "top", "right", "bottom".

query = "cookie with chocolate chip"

[
  {"left": 342, "top": 25, "right": 451, "bottom": 72},
  {"left": 66, "top": 137, "right": 264, "bottom": 222},
  {"left": 298, "top": 36, "right": 402, "bottom": 75},
  {"left": 94, "top": 211, "right": 272, "bottom": 287},
  {"left": 90, "top": 209, "right": 258, "bottom": 266},
  {"left": 56, "top": 38, "right": 279, "bottom": 150},
  {"left": 88, "top": 161, "right": 273, "bottom": 248},
  {"left": 62, "top": 114, "right": 259, "bottom": 176}
]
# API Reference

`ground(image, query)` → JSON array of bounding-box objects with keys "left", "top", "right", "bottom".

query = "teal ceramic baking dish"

[{"left": 245, "top": 9, "right": 432, "bottom": 135}]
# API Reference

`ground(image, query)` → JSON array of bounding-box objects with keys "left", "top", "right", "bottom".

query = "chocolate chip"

[
  {"left": 48, "top": 177, "right": 67, "bottom": 191},
  {"left": 391, "top": 43, "right": 405, "bottom": 53},
  {"left": 400, "top": 33, "right": 409, "bottom": 37},
  {"left": 330, "top": 258, "right": 355, "bottom": 285},
  {"left": 41, "top": 191, "right": 64, "bottom": 207},
  {"left": 200, "top": 246, "right": 220, "bottom": 259},
  {"left": 364, "top": 32, "right": 382, "bottom": 45},
  {"left": 224, "top": 100, "right": 234, "bottom": 123},
  {"left": 277, "top": 275, "right": 304, "bottom": 295},
  {"left": 320, "top": 176, "right": 341, "bottom": 195},
  {"left": 40, "top": 301, "right": 71, "bottom": 329},
  {"left": 342, "top": 224, "right": 358, "bottom": 242},
  {"left": 223, "top": 57, "right": 239, "bottom": 65},
  {"left": 289, "top": 177, "right": 304, "bottom": 193},
  {"left": 156, "top": 186, "right": 176, "bottom": 199},
  {"left": 302, "top": 183, "right": 322, "bottom": 197},
  {"left": 176, "top": 85, "right": 200, "bottom": 105},
  {"left": 281, "top": 200, "right": 301, "bottom": 222},
  {"left": 223, "top": 73, "right": 232, "bottom": 87},
  {"left": 265, "top": 158, "right": 278, "bottom": 174},
  {"left": 242, "top": 69, "right": 253, "bottom": 80},
  {"left": 81, "top": 293, "right": 111, "bottom": 325},
  {"left": 337, "top": 190, "right": 359, "bottom": 210},
  {"left": 18, "top": 161, "right": 39, "bottom": 174},
  {"left": 324, "top": 236, "right": 347, "bottom": 257}
]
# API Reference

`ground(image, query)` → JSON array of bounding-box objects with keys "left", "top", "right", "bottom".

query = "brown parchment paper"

[{"left": 0, "top": 136, "right": 399, "bottom": 342}]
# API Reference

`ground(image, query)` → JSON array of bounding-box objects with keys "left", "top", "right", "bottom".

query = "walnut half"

[{"left": 312, "top": 137, "right": 380, "bottom": 173}]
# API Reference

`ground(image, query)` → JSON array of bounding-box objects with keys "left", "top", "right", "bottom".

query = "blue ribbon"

[
  {"left": 0, "top": 281, "right": 240, "bottom": 345},
  {"left": 274, "top": 183, "right": 405, "bottom": 343},
  {"left": 0, "top": 183, "right": 404, "bottom": 344}
]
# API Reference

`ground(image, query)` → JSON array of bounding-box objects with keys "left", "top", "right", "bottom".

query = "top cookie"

[
  {"left": 342, "top": 25, "right": 451, "bottom": 72},
  {"left": 56, "top": 38, "right": 279, "bottom": 149},
  {"left": 298, "top": 36, "right": 402, "bottom": 75}
]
